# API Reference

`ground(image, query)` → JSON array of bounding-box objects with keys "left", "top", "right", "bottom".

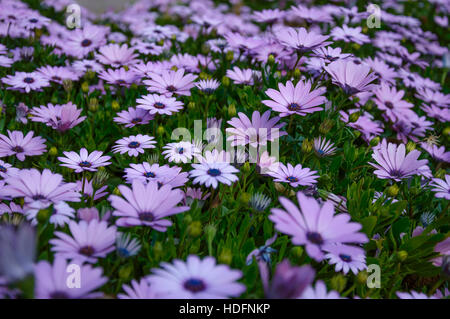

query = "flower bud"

[
  {"left": 218, "top": 248, "right": 232, "bottom": 265},
  {"left": 188, "top": 221, "right": 202, "bottom": 237},
  {"left": 118, "top": 264, "right": 133, "bottom": 280},
  {"left": 226, "top": 50, "right": 234, "bottom": 61},
  {"left": 228, "top": 104, "right": 236, "bottom": 117},
  {"left": 81, "top": 81, "right": 90, "bottom": 93},
  {"left": 406, "top": 141, "right": 416, "bottom": 152},
  {"left": 63, "top": 79, "right": 73, "bottom": 93},
  {"left": 319, "top": 119, "right": 334, "bottom": 134},
  {"left": 396, "top": 250, "right": 408, "bottom": 262},
  {"left": 88, "top": 98, "right": 98, "bottom": 112},
  {"left": 201, "top": 43, "right": 210, "bottom": 55},
  {"left": 240, "top": 192, "right": 251, "bottom": 205},
  {"left": 49, "top": 146, "right": 58, "bottom": 156},
  {"left": 301, "top": 138, "right": 313, "bottom": 153},
  {"left": 153, "top": 241, "right": 163, "bottom": 259},
  {"left": 188, "top": 102, "right": 195, "bottom": 110},
  {"left": 157, "top": 125, "right": 165, "bottom": 135},
  {"left": 204, "top": 224, "right": 217, "bottom": 242},
  {"left": 37, "top": 207, "right": 51, "bottom": 223},
  {"left": 242, "top": 162, "right": 251, "bottom": 174},
  {"left": 274, "top": 182, "right": 286, "bottom": 193},
  {"left": 111, "top": 100, "right": 120, "bottom": 111},
  {"left": 199, "top": 72, "right": 208, "bottom": 80},
  {"left": 222, "top": 76, "right": 230, "bottom": 87},
  {"left": 85, "top": 70, "right": 96, "bottom": 80},
  {"left": 386, "top": 184, "right": 399, "bottom": 197},
  {"left": 291, "top": 246, "right": 303, "bottom": 258},
  {"left": 268, "top": 54, "right": 275, "bottom": 65},
  {"left": 356, "top": 271, "right": 368, "bottom": 284},
  {"left": 369, "top": 137, "right": 380, "bottom": 147},
  {"left": 293, "top": 68, "right": 301, "bottom": 80},
  {"left": 349, "top": 111, "right": 361, "bottom": 123},
  {"left": 113, "top": 187, "right": 121, "bottom": 196},
  {"left": 443, "top": 126, "right": 450, "bottom": 137}
]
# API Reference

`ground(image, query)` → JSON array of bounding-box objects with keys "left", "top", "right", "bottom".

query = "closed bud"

[
  {"left": 319, "top": 119, "right": 334, "bottom": 134},
  {"left": 222, "top": 76, "right": 230, "bottom": 87},
  {"left": 240, "top": 192, "right": 251, "bottom": 205},
  {"left": 226, "top": 50, "right": 234, "bottom": 61},
  {"left": 51, "top": 95, "right": 58, "bottom": 104},
  {"left": 242, "top": 162, "right": 251, "bottom": 173},
  {"left": 199, "top": 72, "right": 208, "bottom": 80},
  {"left": 218, "top": 248, "right": 232, "bottom": 265},
  {"left": 111, "top": 100, "right": 120, "bottom": 111},
  {"left": 34, "top": 28, "right": 43, "bottom": 39},
  {"left": 153, "top": 241, "right": 163, "bottom": 259},
  {"left": 274, "top": 182, "right": 286, "bottom": 193},
  {"left": 436, "top": 168, "right": 447, "bottom": 180},
  {"left": 330, "top": 274, "right": 347, "bottom": 293},
  {"left": 369, "top": 137, "right": 380, "bottom": 147},
  {"left": 443, "top": 126, "right": 450, "bottom": 137},
  {"left": 188, "top": 221, "right": 202, "bottom": 237},
  {"left": 63, "top": 79, "right": 73, "bottom": 93},
  {"left": 301, "top": 138, "right": 313, "bottom": 153},
  {"left": 293, "top": 68, "right": 301, "bottom": 79},
  {"left": 93, "top": 170, "right": 109, "bottom": 188},
  {"left": 291, "top": 246, "right": 303, "bottom": 258},
  {"left": 113, "top": 187, "right": 121, "bottom": 196},
  {"left": 386, "top": 184, "right": 399, "bottom": 197},
  {"left": 123, "top": 65, "right": 129, "bottom": 71},
  {"left": 118, "top": 264, "right": 133, "bottom": 280},
  {"left": 349, "top": 112, "right": 361, "bottom": 123},
  {"left": 201, "top": 43, "right": 210, "bottom": 55},
  {"left": 354, "top": 130, "right": 361, "bottom": 138},
  {"left": 188, "top": 102, "right": 195, "bottom": 110},
  {"left": 204, "top": 224, "right": 217, "bottom": 242},
  {"left": 49, "top": 146, "right": 58, "bottom": 156},
  {"left": 171, "top": 65, "right": 178, "bottom": 71},
  {"left": 81, "top": 81, "right": 89, "bottom": 93},
  {"left": 228, "top": 104, "right": 236, "bottom": 117},
  {"left": 356, "top": 270, "right": 368, "bottom": 284},
  {"left": 157, "top": 125, "right": 165, "bottom": 135},
  {"left": 85, "top": 70, "right": 96, "bottom": 80},
  {"left": 352, "top": 43, "right": 361, "bottom": 50},
  {"left": 88, "top": 98, "right": 98, "bottom": 112},
  {"left": 406, "top": 141, "right": 416, "bottom": 152},
  {"left": 37, "top": 208, "right": 51, "bottom": 223},
  {"left": 157, "top": 39, "right": 164, "bottom": 46},
  {"left": 267, "top": 54, "right": 275, "bottom": 65},
  {"left": 396, "top": 250, "right": 408, "bottom": 262}
]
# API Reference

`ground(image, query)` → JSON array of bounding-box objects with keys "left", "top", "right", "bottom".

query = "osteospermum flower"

[
  {"left": 324, "top": 60, "right": 378, "bottom": 95},
  {"left": 269, "top": 192, "right": 368, "bottom": 261},
  {"left": 136, "top": 94, "right": 184, "bottom": 115},
  {"left": 162, "top": 141, "right": 202, "bottom": 163},
  {"left": 118, "top": 279, "right": 158, "bottom": 299},
  {"left": 30, "top": 102, "right": 86, "bottom": 132},
  {"left": 144, "top": 68, "right": 197, "bottom": 96},
  {"left": 312, "top": 137, "right": 336, "bottom": 157},
  {"left": 98, "top": 68, "right": 137, "bottom": 87},
  {"left": 0, "top": 130, "right": 46, "bottom": 161},
  {"left": 113, "top": 107, "right": 154, "bottom": 128},
  {"left": 429, "top": 175, "right": 450, "bottom": 200},
  {"left": 262, "top": 80, "right": 326, "bottom": 117},
  {"left": 108, "top": 180, "right": 189, "bottom": 230},
  {"left": 189, "top": 162, "right": 239, "bottom": 189},
  {"left": 0, "top": 159, "right": 19, "bottom": 178},
  {"left": 325, "top": 244, "right": 367, "bottom": 275},
  {"left": 369, "top": 142, "right": 428, "bottom": 181},
  {"left": 267, "top": 163, "right": 319, "bottom": 187},
  {"left": 146, "top": 255, "right": 246, "bottom": 298},
  {"left": 34, "top": 257, "right": 107, "bottom": 299},
  {"left": 0, "top": 169, "right": 80, "bottom": 207},
  {"left": 37, "top": 65, "right": 79, "bottom": 84},
  {"left": 226, "top": 67, "right": 255, "bottom": 85},
  {"left": 421, "top": 143, "right": 450, "bottom": 163},
  {"left": 112, "top": 134, "right": 156, "bottom": 157},
  {"left": 2, "top": 71, "right": 50, "bottom": 93},
  {"left": 58, "top": 148, "right": 112, "bottom": 173},
  {"left": 195, "top": 79, "right": 220, "bottom": 93},
  {"left": 95, "top": 43, "right": 138, "bottom": 68},
  {"left": 300, "top": 281, "right": 342, "bottom": 299},
  {"left": 226, "top": 110, "right": 287, "bottom": 147},
  {"left": 331, "top": 25, "right": 370, "bottom": 45},
  {"left": 373, "top": 83, "right": 414, "bottom": 122},
  {"left": 124, "top": 163, "right": 188, "bottom": 188},
  {"left": 66, "top": 24, "right": 107, "bottom": 58},
  {"left": 50, "top": 219, "right": 116, "bottom": 263},
  {"left": 116, "top": 232, "right": 141, "bottom": 258},
  {"left": 275, "top": 27, "right": 330, "bottom": 53},
  {"left": 396, "top": 291, "right": 436, "bottom": 299}
]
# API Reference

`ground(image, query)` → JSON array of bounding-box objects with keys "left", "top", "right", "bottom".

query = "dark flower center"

[
  {"left": 29, "top": 18, "right": 38, "bottom": 23},
  {"left": 116, "top": 79, "right": 126, "bottom": 85},
  {"left": 207, "top": 168, "right": 221, "bottom": 177},
  {"left": 23, "top": 77, "right": 35, "bottom": 84},
  {"left": 49, "top": 291, "right": 70, "bottom": 299},
  {"left": 177, "top": 147, "right": 184, "bottom": 154},
  {"left": 287, "top": 103, "right": 302, "bottom": 111},
  {"left": 154, "top": 102, "right": 166, "bottom": 109},
  {"left": 79, "top": 245, "right": 95, "bottom": 256},
  {"left": 339, "top": 254, "right": 352, "bottom": 262},
  {"left": 128, "top": 141, "right": 140, "bottom": 148},
  {"left": 166, "top": 85, "right": 177, "bottom": 92},
  {"left": 306, "top": 231, "right": 324, "bottom": 245},
  {"left": 79, "top": 161, "right": 92, "bottom": 168},
  {"left": 0, "top": 165, "right": 6, "bottom": 173},
  {"left": 52, "top": 76, "right": 61, "bottom": 82},
  {"left": 12, "top": 146, "right": 24, "bottom": 153},
  {"left": 81, "top": 39, "right": 92, "bottom": 47},
  {"left": 407, "top": 76, "right": 414, "bottom": 81},
  {"left": 131, "top": 118, "right": 142, "bottom": 124},
  {"left": 183, "top": 278, "right": 206, "bottom": 293},
  {"left": 385, "top": 101, "right": 393, "bottom": 109},
  {"left": 389, "top": 169, "right": 403, "bottom": 178},
  {"left": 286, "top": 176, "right": 299, "bottom": 183},
  {"left": 32, "top": 194, "right": 46, "bottom": 201},
  {"left": 139, "top": 212, "right": 155, "bottom": 222},
  {"left": 144, "top": 172, "right": 156, "bottom": 178}
]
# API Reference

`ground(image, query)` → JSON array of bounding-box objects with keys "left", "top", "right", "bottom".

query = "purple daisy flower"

[
  {"left": 146, "top": 255, "right": 246, "bottom": 298},
  {"left": 98, "top": 68, "right": 138, "bottom": 87},
  {"left": 226, "top": 67, "right": 256, "bottom": 85},
  {"left": 324, "top": 60, "right": 378, "bottom": 95},
  {"left": 195, "top": 79, "right": 220, "bottom": 94},
  {"left": 373, "top": 83, "right": 414, "bottom": 122},
  {"left": 429, "top": 175, "right": 450, "bottom": 200},
  {"left": 396, "top": 291, "right": 435, "bottom": 299},
  {"left": 162, "top": 141, "right": 202, "bottom": 164},
  {"left": 269, "top": 192, "right": 368, "bottom": 261},
  {"left": 267, "top": 163, "right": 319, "bottom": 187},
  {"left": 30, "top": 102, "right": 86, "bottom": 132},
  {"left": 144, "top": 69, "right": 197, "bottom": 97},
  {"left": 262, "top": 80, "right": 327, "bottom": 117},
  {"left": 189, "top": 161, "right": 239, "bottom": 189},
  {"left": 0, "top": 130, "right": 46, "bottom": 161},
  {"left": 118, "top": 279, "right": 158, "bottom": 299},
  {"left": 124, "top": 162, "right": 188, "bottom": 188},
  {"left": 0, "top": 159, "right": 19, "bottom": 178},
  {"left": 300, "top": 281, "right": 342, "bottom": 299},
  {"left": 226, "top": 110, "right": 287, "bottom": 148},
  {"left": 37, "top": 65, "right": 79, "bottom": 84},
  {"left": 2, "top": 71, "right": 50, "bottom": 93},
  {"left": 369, "top": 142, "right": 428, "bottom": 181},
  {"left": 275, "top": 26, "right": 330, "bottom": 54},
  {"left": 50, "top": 219, "right": 116, "bottom": 263},
  {"left": 136, "top": 94, "right": 184, "bottom": 115},
  {"left": 108, "top": 180, "right": 189, "bottom": 230},
  {"left": 113, "top": 107, "right": 154, "bottom": 128},
  {"left": 112, "top": 134, "right": 156, "bottom": 157},
  {"left": 312, "top": 47, "right": 352, "bottom": 64},
  {"left": 34, "top": 257, "right": 107, "bottom": 299},
  {"left": 331, "top": 25, "right": 370, "bottom": 45},
  {"left": 313, "top": 137, "right": 337, "bottom": 157},
  {"left": 95, "top": 43, "right": 138, "bottom": 68},
  {"left": 58, "top": 148, "right": 112, "bottom": 173},
  {"left": 0, "top": 168, "right": 80, "bottom": 207},
  {"left": 325, "top": 244, "right": 367, "bottom": 275},
  {"left": 421, "top": 143, "right": 450, "bottom": 163}
]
